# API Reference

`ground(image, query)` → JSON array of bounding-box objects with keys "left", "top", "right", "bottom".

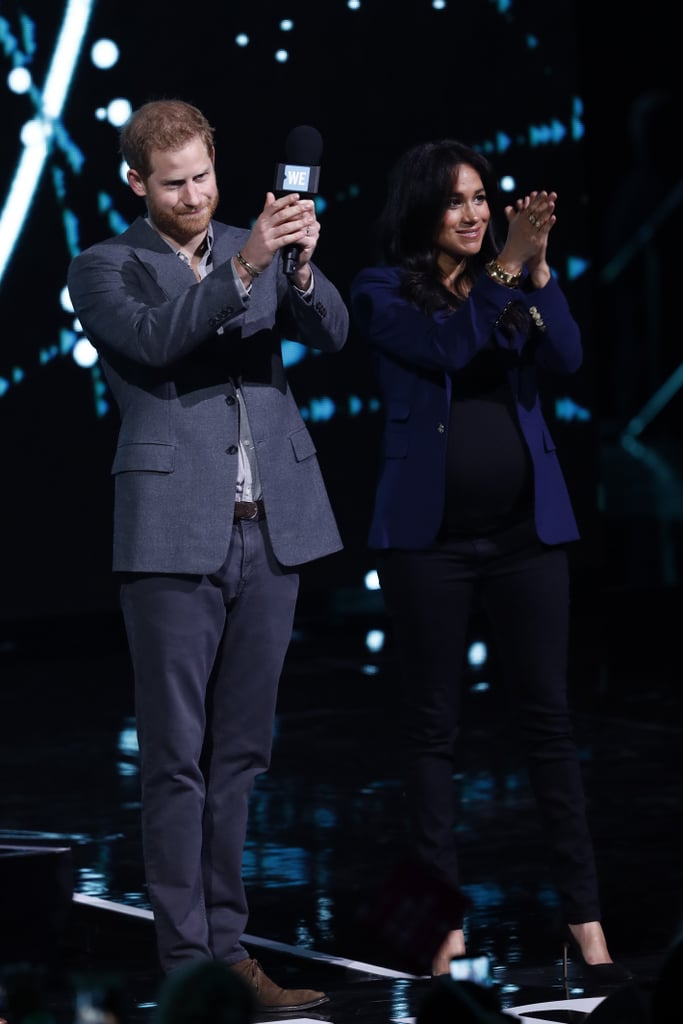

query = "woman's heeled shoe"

[{"left": 562, "top": 929, "right": 633, "bottom": 984}]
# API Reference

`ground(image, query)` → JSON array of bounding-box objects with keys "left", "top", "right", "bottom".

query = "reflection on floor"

[{"left": 1, "top": 560, "right": 682, "bottom": 1024}]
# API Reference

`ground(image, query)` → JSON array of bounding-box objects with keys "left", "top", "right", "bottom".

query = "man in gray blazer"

[{"left": 67, "top": 99, "right": 349, "bottom": 1011}]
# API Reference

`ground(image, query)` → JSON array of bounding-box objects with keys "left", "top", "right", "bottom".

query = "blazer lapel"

[
  {"left": 211, "top": 222, "right": 246, "bottom": 266},
  {"left": 123, "top": 217, "right": 195, "bottom": 298}
]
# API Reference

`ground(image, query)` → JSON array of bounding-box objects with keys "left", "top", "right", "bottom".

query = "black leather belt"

[{"left": 234, "top": 499, "right": 265, "bottom": 521}]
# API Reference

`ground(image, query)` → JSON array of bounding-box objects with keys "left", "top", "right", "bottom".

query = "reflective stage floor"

[{"left": 1, "top": 572, "right": 682, "bottom": 1024}]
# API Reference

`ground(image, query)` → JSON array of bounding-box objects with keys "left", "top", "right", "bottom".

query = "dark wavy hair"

[{"left": 372, "top": 139, "right": 507, "bottom": 315}]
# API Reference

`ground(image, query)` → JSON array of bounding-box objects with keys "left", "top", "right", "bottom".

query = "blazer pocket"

[
  {"left": 289, "top": 426, "right": 317, "bottom": 463},
  {"left": 384, "top": 401, "right": 410, "bottom": 459},
  {"left": 542, "top": 427, "right": 557, "bottom": 454},
  {"left": 111, "top": 442, "right": 176, "bottom": 474}
]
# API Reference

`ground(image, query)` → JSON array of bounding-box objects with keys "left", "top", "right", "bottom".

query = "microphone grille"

[{"left": 284, "top": 125, "right": 323, "bottom": 164}]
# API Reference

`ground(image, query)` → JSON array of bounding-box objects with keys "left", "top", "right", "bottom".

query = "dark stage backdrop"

[{"left": 0, "top": 0, "right": 654, "bottom": 621}]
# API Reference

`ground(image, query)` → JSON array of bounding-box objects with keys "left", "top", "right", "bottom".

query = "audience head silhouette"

[
  {"left": 586, "top": 982, "right": 652, "bottom": 1024},
  {"left": 154, "top": 961, "right": 257, "bottom": 1024},
  {"left": 416, "top": 976, "right": 507, "bottom": 1024}
]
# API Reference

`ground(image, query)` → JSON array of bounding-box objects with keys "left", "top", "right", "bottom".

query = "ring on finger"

[{"left": 528, "top": 213, "right": 537, "bottom": 226}]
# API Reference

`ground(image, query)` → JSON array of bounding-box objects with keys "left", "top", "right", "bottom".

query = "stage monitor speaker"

[{"left": 0, "top": 843, "right": 74, "bottom": 966}]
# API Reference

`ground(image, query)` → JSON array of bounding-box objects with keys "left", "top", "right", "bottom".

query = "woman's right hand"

[{"left": 497, "top": 190, "right": 557, "bottom": 288}]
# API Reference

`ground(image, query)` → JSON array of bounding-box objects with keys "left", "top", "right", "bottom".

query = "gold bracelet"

[
  {"left": 235, "top": 251, "right": 262, "bottom": 278},
  {"left": 485, "top": 258, "right": 522, "bottom": 288}
]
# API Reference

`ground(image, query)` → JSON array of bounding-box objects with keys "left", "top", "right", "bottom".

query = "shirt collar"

[{"left": 146, "top": 217, "right": 214, "bottom": 263}]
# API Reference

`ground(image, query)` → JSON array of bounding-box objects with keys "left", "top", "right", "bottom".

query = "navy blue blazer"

[{"left": 350, "top": 265, "right": 582, "bottom": 550}]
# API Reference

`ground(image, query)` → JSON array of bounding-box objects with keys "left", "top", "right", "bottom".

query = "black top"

[{"left": 443, "top": 345, "right": 533, "bottom": 538}]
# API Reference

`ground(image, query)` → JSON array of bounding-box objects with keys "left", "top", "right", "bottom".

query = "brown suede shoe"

[{"left": 228, "top": 957, "right": 329, "bottom": 1012}]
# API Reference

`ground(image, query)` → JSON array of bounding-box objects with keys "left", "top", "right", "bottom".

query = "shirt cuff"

[{"left": 291, "top": 270, "right": 314, "bottom": 300}]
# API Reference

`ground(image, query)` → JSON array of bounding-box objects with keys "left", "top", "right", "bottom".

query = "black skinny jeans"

[{"left": 377, "top": 520, "right": 601, "bottom": 927}]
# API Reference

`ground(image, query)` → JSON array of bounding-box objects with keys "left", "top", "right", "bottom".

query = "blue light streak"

[{"left": 0, "top": 1, "right": 95, "bottom": 286}]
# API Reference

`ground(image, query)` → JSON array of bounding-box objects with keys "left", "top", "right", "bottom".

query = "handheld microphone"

[{"left": 274, "top": 125, "right": 323, "bottom": 275}]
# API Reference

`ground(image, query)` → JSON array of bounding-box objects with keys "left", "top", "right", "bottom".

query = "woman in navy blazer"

[{"left": 350, "top": 140, "right": 629, "bottom": 981}]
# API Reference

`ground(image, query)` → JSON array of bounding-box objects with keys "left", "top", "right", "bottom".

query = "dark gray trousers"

[{"left": 120, "top": 517, "right": 299, "bottom": 972}]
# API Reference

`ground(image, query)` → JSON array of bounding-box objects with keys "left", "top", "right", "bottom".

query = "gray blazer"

[{"left": 67, "top": 216, "right": 349, "bottom": 573}]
